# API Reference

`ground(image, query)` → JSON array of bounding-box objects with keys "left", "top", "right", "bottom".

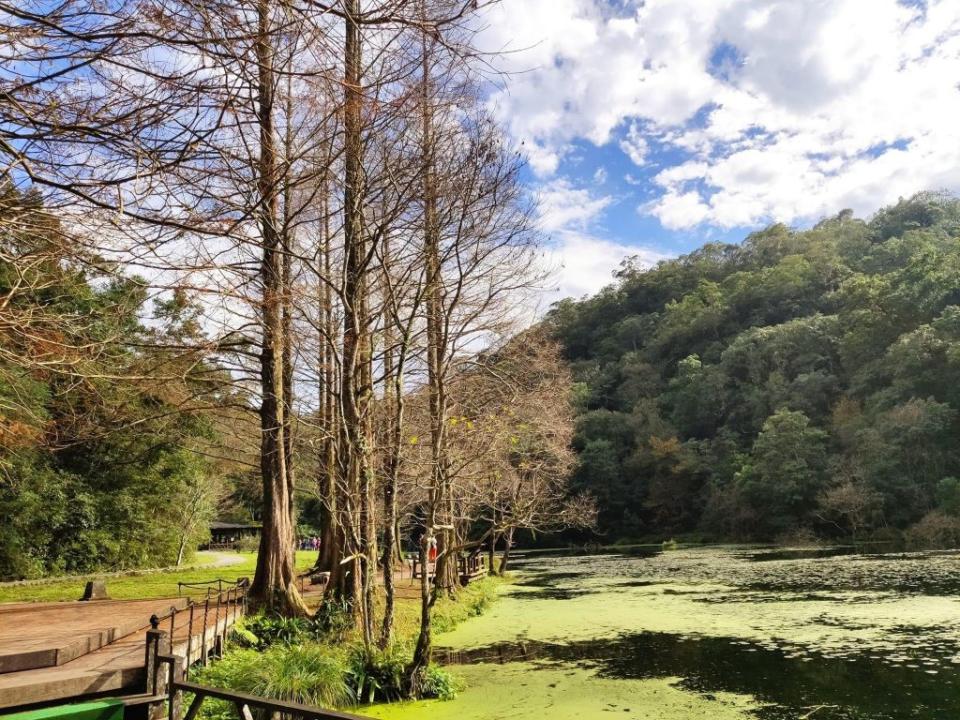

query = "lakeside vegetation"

[
  {"left": 549, "top": 193, "right": 960, "bottom": 545},
  {"left": 191, "top": 576, "right": 503, "bottom": 715}
]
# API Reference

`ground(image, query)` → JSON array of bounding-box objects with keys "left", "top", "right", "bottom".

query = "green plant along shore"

[
  {"left": 548, "top": 193, "right": 960, "bottom": 544},
  {"left": 189, "top": 577, "right": 503, "bottom": 715}
]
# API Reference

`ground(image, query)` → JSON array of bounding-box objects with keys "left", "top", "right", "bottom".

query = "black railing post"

[
  {"left": 144, "top": 617, "right": 165, "bottom": 696},
  {"left": 201, "top": 596, "right": 210, "bottom": 666},
  {"left": 167, "top": 653, "right": 184, "bottom": 720},
  {"left": 185, "top": 601, "right": 195, "bottom": 676},
  {"left": 212, "top": 592, "right": 221, "bottom": 658}
]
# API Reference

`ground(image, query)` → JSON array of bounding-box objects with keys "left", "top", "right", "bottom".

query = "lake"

[{"left": 364, "top": 545, "right": 960, "bottom": 720}]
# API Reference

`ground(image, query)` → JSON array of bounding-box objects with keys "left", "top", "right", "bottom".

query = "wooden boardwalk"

[
  {"left": 0, "top": 557, "right": 486, "bottom": 713},
  {"left": 0, "top": 591, "right": 251, "bottom": 710},
  {"left": 0, "top": 598, "right": 188, "bottom": 674}
]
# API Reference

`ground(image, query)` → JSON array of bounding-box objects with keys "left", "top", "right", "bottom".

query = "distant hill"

[{"left": 546, "top": 193, "right": 960, "bottom": 544}]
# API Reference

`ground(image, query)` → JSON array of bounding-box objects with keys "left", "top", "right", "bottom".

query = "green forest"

[
  {"left": 548, "top": 193, "right": 960, "bottom": 544},
  {"left": 0, "top": 185, "right": 250, "bottom": 579}
]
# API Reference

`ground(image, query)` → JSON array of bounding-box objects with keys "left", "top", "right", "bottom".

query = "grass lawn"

[{"left": 0, "top": 551, "right": 319, "bottom": 604}]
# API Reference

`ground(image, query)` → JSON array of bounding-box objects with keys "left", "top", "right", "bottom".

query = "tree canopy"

[{"left": 0, "top": 184, "right": 246, "bottom": 578}]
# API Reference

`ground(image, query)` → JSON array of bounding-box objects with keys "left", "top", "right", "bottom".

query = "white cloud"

[
  {"left": 537, "top": 178, "right": 613, "bottom": 232},
  {"left": 478, "top": 0, "right": 960, "bottom": 230},
  {"left": 650, "top": 190, "right": 711, "bottom": 230},
  {"left": 529, "top": 178, "right": 668, "bottom": 306},
  {"left": 619, "top": 121, "right": 649, "bottom": 166},
  {"left": 540, "top": 233, "right": 666, "bottom": 308}
]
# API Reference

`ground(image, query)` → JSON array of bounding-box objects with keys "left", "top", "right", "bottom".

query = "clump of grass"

[
  {"left": 347, "top": 642, "right": 409, "bottom": 703},
  {"left": 420, "top": 665, "right": 460, "bottom": 700},
  {"left": 192, "top": 643, "right": 354, "bottom": 717},
  {"left": 232, "top": 614, "right": 322, "bottom": 648}
]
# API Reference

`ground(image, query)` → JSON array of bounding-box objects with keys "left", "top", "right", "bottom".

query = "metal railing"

[
  {"left": 410, "top": 552, "right": 488, "bottom": 583},
  {"left": 177, "top": 578, "right": 247, "bottom": 597},
  {"left": 152, "top": 580, "right": 248, "bottom": 677}
]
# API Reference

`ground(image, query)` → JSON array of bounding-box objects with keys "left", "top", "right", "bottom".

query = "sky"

[{"left": 472, "top": 0, "right": 960, "bottom": 304}]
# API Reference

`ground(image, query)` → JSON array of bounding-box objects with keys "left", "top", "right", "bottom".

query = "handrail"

[
  {"left": 177, "top": 578, "right": 247, "bottom": 596},
  {"left": 171, "top": 679, "right": 367, "bottom": 720}
]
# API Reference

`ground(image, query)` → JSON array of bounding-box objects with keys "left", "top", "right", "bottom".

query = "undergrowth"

[{"left": 190, "top": 575, "right": 504, "bottom": 715}]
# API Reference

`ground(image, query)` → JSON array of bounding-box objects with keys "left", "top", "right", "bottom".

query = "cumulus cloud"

[
  {"left": 477, "top": 0, "right": 960, "bottom": 230},
  {"left": 541, "top": 233, "right": 665, "bottom": 307},
  {"left": 619, "top": 122, "right": 649, "bottom": 166},
  {"left": 531, "top": 179, "right": 668, "bottom": 307},
  {"left": 537, "top": 178, "right": 613, "bottom": 232}
]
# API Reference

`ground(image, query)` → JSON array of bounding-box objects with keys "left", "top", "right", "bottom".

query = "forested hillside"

[{"left": 547, "top": 193, "right": 960, "bottom": 544}]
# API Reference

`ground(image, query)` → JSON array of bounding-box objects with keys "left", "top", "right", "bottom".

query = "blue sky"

[{"left": 474, "top": 0, "right": 960, "bottom": 303}]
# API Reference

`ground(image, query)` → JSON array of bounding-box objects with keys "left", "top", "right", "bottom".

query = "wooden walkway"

[
  {"left": 0, "top": 590, "right": 254, "bottom": 710},
  {"left": 0, "top": 557, "right": 487, "bottom": 713},
  {"left": 0, "top": 598, "right": 188, "bottom": 674}
]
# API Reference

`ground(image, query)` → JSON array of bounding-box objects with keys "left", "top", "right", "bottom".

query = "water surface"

[{"left": 364, "top": 546, "right": 960, "bottom": 719}]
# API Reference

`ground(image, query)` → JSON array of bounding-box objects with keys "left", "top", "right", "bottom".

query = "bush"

[
  {"left": 347, "top": 643, "right": 409, "bottom": 704},
  {"left": 906, "top": 511, "right": 960, "bottom": 550},
  {"left": 192, "top": 644, "right": 354, "bottom": 717},
  {"left": 313, "top": 595, "right": 354, "bottom": 640},
  {"left": 420, "top": 666, "right": 459, "bottom": 700},
  {"left": 238, "top": 614, "right": 319, "bottom": 647},
  {"left": 197, "top": 575, "right": 506, "bottom": 716},
  {"left": 774, "top": 527, "right": 822, "bottom": 547}
]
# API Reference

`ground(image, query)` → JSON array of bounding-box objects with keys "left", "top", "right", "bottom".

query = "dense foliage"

[
  {"left": 547, "top": 193, "right": 960, "bottom": 543},
  {"left": 0, "top": 186, "right": 241, "bottom": 579}
]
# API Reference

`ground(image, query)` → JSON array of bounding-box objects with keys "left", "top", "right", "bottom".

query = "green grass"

[{"left": 0, "top": 552, "right": 318, "bottom": 603}]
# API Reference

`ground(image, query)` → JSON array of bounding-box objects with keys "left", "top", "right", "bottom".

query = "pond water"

[{"left": 363, "top": 545, "right": 960, "bottom": 720}]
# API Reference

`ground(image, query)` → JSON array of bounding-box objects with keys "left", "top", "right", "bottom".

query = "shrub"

[
  {"left": 239, "top": 614, "right": 318, "bottom": 646},
  {"left": 234, "top": 535, "right": 260, "bottom": 553},
  {"left": 906, "top": 511, "right": 960, "bottom": 550},
  {"left": 420, "top": 666, "right": 459, "bottom": 700},
  {"left": 347, "top": 643, "right": 409, "bottom": 703},
  {"left": 192, "top": 644, "right": 354, "bottom": 716}
]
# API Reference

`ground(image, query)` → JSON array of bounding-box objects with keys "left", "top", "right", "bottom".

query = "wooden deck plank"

[
  {"left": 0, "top": 599, "right": 188, "bottom": 674},
  {"left": 0, "top": 598, "right": 212, "bottom": 709}
]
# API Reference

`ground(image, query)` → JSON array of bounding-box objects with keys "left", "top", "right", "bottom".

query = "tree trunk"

[
  {"left": 379, "top": 237, "right": 401, "bottom": 649},
  {"left": 247, "top": 0, "right": 307, "bottom": 617},
  {"left": 176, "top": 535, "right": 187, "bottom": 567},
  {"left": 315, "top": 168, "right": 341, "bottom": 577},
  {"left": 499, "top": 527, "right": 515, "bottom": 574},
  {"left": 487, "top": 532, "right": 497, "bottom": 576},
  {"left": 281, "top": 77, "right": 297, "bottom": 547},
  {"left": 329, "top": 0, "right": 370, "bottom": 635},
  {"left": 409, "top": 6, "right": 445, "bottom": 684}
]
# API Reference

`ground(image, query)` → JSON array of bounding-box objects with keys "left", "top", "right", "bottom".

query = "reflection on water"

[
  {"left": 440, "top": 631, "right": 960, "bottom": 720},
  {"left": 434, "top": 546, "right": 960, "bottom": 719}
]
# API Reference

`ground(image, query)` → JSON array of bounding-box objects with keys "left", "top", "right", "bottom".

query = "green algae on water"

[
  {"left": 364, "top": 546, "right": 960, "bottom": 720},
  {"left": 360, "top": 663, "right": 762, "bottom": 720}
]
